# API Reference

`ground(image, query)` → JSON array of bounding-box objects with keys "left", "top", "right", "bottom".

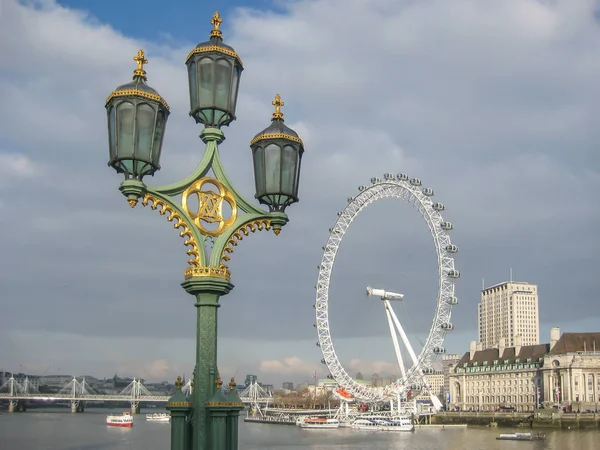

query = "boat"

[
  {"left": 350, "top": 415, "right": 414, "bottom": 431},
  {"left": 244, "top": 415, "right": 296, "bottom": 425},
  {"left": 106, "top": 412, "right": 134, "bottom": 428},
  {"left": 496, "top": 432, "right": 546, "bottom": 441},
  {"left": 146, "top": 412, "right": 170, "bottom": 422},
  {"left": 297, "top": 416, "right": 340, "bottom": 429}
]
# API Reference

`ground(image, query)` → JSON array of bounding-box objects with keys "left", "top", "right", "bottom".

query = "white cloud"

[
  {"left": 0, "top": 152, "right": 39, "bottom": 187},
  {"left": 0, "top": 0, "right": 598, "bottom": 385},
  {"left": 260, "top": 357, "right": 314, "bottom": 376}
]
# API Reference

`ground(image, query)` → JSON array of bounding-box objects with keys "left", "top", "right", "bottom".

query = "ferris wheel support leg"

[
  {"left": 387, "top": 303, "right": 419, "bottom": 366},
  {"left": 384, "top": 301, "right": 406, "bottom": 377}
]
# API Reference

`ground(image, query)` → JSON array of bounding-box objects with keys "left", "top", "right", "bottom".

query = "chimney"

[
  {"left": 515, "top": 335, "right": 522, "bottom": 357},
  {"left": 550, "top": 327, "right": 560, "bottom": 351},
  {"left": 476, "top": 343, "right": 483, "bottom": 351},
  {"left": 469, "top": 341, "right": 477, "bottom": 359},
  {"left": 498, "top": 337, "right": 506, "bottom": 359}
]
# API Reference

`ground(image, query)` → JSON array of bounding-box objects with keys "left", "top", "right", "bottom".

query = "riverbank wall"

[{"left": 431, "top": 411, "right": 600, "bottom": 429}]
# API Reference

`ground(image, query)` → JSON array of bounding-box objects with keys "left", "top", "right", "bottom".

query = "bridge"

[{"left": 0, "top": 376, "right": 272, "bottom": 412}]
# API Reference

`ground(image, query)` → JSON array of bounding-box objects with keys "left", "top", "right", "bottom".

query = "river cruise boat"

[
  {"left": 496, "top": 432, "right": 546, "bottom": 441},
  {"left": 106, "top": 412, "right": 134, "bottom": 428},
  {"left": 298, "top": 416, "right": 340, "bottom": 429},
  {"left": 351, "top": 415, "right": 414, "bottom": 432},
  {"left": 146, "top": 412, "right": 170, "bottom": 422}
]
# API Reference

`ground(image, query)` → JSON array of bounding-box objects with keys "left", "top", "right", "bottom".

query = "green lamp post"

[{"left": 104, "top": 11, "right": 305, "bottom": 450}]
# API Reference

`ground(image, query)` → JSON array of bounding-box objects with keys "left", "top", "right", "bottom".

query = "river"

[{"left": 0, "top": 408, "right": 598, "bottom": 449}]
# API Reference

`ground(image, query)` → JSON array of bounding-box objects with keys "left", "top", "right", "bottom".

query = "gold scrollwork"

[
  {"left": 167, "top": 401, "right": 193, "bottom": 407},
  {"left": 182, "top": 178, "right": 238, "bottom": 238},
  {"left": 220, "top": 219, "right": 272, "bottom": 268},
  {"left": 205, "top": 401, "right": 244, "bottom": 407},
  {"left": 142, "top": 193, "right": 201, "bottom": 267},
  {"left": 184, "top": 265, "right": 231, "bottom": 280}
]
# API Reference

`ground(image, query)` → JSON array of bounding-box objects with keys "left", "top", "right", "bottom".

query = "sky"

[{"left": 1, "top": 0, "right": 599, "bottom": 387}]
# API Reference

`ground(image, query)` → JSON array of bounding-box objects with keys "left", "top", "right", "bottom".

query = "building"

[
  {"left": 244, "top": 374, "right": 257, "bottom": 386},
  {"left": 540, "top": 328, "right": 600, "bottom": 411},
  {"left": 478, "top": 280, "right": 539, "bottom": 349},
  {"left": 449, "top": 328, "right": 600, "bottom": 412},
  {"left": 442, "top": 354, "right": 461, "bottom": 405},
  {"left": 282, "top": 382, "right": 294, "bottom": 391},
  {"left": 416, "top": 371, "right": 444, "bottom": 402},
  {"left": 449, "top": 337, "right": 547, "bottom": 412}
]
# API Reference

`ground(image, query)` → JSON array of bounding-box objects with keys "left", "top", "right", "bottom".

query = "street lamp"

[{"left": 104, "top": 11, "right": 305, "bottom": 450}]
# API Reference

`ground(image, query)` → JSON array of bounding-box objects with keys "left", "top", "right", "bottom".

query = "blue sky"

[
  {"left": 57, "top": 0, "right": 279, "bottom": 42},
  {"left": 1, "top": 0, "right": 599, "bottom": 386}
]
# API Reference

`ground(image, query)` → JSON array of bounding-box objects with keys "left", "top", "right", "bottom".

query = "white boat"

[
  {"left": 298, "top": 416, "right": 340, "bottom": 429},
  {"left": 146, "top": 412, "right": 171, "bottom": 422},
  {"left": 496, "top": 432, "right": 545, "bottom": 441},
  {"left": 350, "top": 415, "right": 414, "bottom": 432},
  {"left": 106, "top": 412, "right": 134, "bottom": 428}
]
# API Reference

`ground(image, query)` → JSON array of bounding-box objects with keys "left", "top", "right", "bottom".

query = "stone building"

[
  {"left": 416, "top": 371, "right": 444, "bottom": 402},
  {"left": 541, "top": 328, "right": 600, "bottom": 412},
  {"left": 449, "top": 337, "right": 547, "bottom": 412},
  {"left": 449, "top": 328, "right": 600, "bottom": 412}
]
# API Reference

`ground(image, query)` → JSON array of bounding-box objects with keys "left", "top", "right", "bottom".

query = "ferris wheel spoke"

[
  {"left": 386, "top": 300, "right": 419, "bottom": 366},
  {"left": 384, "top": 302, "right": 406, "bottom": 377}
]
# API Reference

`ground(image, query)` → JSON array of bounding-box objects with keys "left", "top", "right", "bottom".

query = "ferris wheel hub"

[{"left": 366, "top": 286, "right": 405, "bottom": 301}]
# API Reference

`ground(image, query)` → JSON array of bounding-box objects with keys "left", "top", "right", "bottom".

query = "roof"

[
  {"left": 456, "top": 343, "right": 550, "bottom": 367},
  {"left": 482, "top": 281, "right": 534, "bottom": 292},
  {"left": 549, "top": 332, "right": 600, "bottom": 354}
]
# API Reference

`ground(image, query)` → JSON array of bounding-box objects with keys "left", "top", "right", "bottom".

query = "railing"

[{"left": 0, "top": 393, "right": 169, "bottom": 402}]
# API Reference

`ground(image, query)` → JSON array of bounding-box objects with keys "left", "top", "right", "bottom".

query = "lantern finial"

[
  {"left": 272, "top": 94, "right": 284, "bottom": 120},
  {"left": 210, "top": 11, "right": 223, "bottom": 39},
  {"left": 133, "top": 49, "right": 148, "bottom": 79}
]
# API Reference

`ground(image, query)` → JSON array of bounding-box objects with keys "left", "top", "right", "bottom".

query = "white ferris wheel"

[{"left": 315, "top": 173, "right": 460, "bottom": 407}]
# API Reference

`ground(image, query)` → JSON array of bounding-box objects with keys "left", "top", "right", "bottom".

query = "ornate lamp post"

[{"left": 104, "top": 12, "right": 305, "bottom": 450}]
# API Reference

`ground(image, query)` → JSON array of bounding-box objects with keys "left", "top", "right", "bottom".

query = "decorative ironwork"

[
  {"left": 205, "top": 401, "right": 244, "bottom": 407},
  {"left": 272, "top": 94, "right": 284, "bottom": 120},
  {"left": 184, "top": 265, "right": 231, "bottom": 280},
  {"left": 182, "top": 177, "right": 237, "bottom": 238},
  {"left": 142, "top": 193, "right": 201, "bottom": 267},
  {"left": 175, "top": 376, "right": 183, "bottom": 390},
  {"left": 210, "top": 11, "right": 223, "bottom": 38},
  {"left": 220, "top": 219, "right": 272, "bottom": 267},
  {"left": 133, "top": 49, "right": 148, "bottom": 78},
  {"left": 249, "top": 133, "right": 303, "bottom": 146}
]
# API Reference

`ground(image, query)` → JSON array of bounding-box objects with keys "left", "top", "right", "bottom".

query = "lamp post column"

[{"left": 182, "top": 276, "right": 233, "bottom": 450}]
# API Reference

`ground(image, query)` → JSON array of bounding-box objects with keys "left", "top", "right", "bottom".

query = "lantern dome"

[
  {"left": 250, "top": 100, "right": 303, "bottom": 145},
  {"left": 250, "top": 94, "right": 305, "bottom": 212},
  {"left": 105, "top": 49, "right": 170, "bottom": 180},
  {"left": 185, "top": 12, "right": 244, "bottom": 128}
]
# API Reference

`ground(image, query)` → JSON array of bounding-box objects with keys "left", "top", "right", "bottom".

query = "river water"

[{"left": 0, "top": 408, "right": 598, "bottom": 450}]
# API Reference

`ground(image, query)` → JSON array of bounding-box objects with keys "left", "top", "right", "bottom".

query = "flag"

[{"left": 312, "top": 371, "right": 316, "bottom": 379}]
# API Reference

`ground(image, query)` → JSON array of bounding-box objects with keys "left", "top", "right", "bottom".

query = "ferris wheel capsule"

[
  {"left": 432, "top": 202, "right": 445, "bottom": 211},
  {"left": 445, "top": 244, "right": 459, "bottom": 253},
  {"left": 440, "top": 323, "right": 454, "bottom": 331},
  {"left": 397, "top": 173, "right": 409, "bottom": 181},
  {"left": 447, "top": 296, "right": 459, "bottom": 305},
  {"left": 440, "top": 221, "right": 453, "bottom": 231},
  {"left": 448, "top": 269, "right": 461, "bottom": 279},
  {"left": 422, "top": 368, "right": 435, "bottom": 375},
  {"left": 422, "top": 188, "right": 434, "bottom": 196},
  {"left": 410, "top": 178, "right": 422, "bottom": 186}
]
